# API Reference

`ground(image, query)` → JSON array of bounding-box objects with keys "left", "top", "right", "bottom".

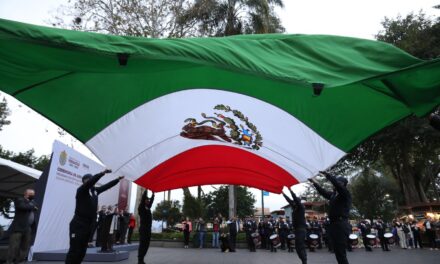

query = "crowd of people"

[
  {"left": 2, "top": 169, "right": 439, "bottom": 264},
  {"left": 91, "top": 204, "right": 136, "bottom": 252}
]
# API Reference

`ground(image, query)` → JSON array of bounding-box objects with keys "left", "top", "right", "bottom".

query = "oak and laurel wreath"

[{"left": 214, "top": 104, "right": 263, "bottom": 150}]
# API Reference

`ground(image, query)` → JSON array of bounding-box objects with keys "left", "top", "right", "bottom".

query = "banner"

[{"left": 32, "top": 140, "right": 123, "bottom": 253}]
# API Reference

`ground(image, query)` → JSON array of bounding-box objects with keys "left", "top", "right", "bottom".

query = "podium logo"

[{"left": 59, "top": 151, "right": 67, "bottom": 166}]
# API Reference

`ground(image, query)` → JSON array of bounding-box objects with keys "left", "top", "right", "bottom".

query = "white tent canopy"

[{"left": 0, "top": 157, "right": 41, "bottom": 197}]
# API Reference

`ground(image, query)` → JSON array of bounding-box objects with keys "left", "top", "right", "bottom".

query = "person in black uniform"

[
  {"left": 358, "top": 220, "right": 372, "bottom": 251},
  {"left": 309, "top": 171, "right": 351, "bottom": 264},
  {"left": 244, "top": 217, "right": 257, "bottom": 252},
  {"left": 65, "top": 169, "right": 123, "bottom": 264},
  {"left": 278, "top": 217, "right": 289, "bottom": 250},
  {"left": 258, "top": 220, "right": 266, "bottom": 249},
  {"left": 375, "top": 219, "right": 390, "bottom": 251},
  {"left": 312, "top": 216, "right": 323, "bottom": 249},
  {"left": 263, "top": 218, "right": 272, "bottom": 251},
  {"left": 268, "top": 217, "right": 277, "bottom": 252},
  {"left": 283, "top": 187, "right": 307, "bottom": 264},
  {"left": 323, "top": 217, "right": 333, "bottom": 252},
  {"left": 228, "top": 217, "right": 239, "bottom": 252},
  {"left": 138, "top": 190, "right": 155, "bottom": 264}
]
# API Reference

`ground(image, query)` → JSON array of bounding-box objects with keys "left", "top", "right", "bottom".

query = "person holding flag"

[
  {"left": 309, "top": 171, "right": 351, "bottom": 264},
  {"left": 283, "top": 187, "right": 307, "bottom": 264},
  {"left": 138, "top": 190, "right": 155, "bottom": 264},
  {"left": 66, "top": 169, "right": 124, "bottom": 264}
]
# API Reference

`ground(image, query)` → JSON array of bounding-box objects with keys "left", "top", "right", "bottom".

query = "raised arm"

[
  {"left": 309, "top": 178, "right": 332, "bottom": 200},
  {"left": 138, "top": 190, "right": 147, "bottom": 214},
  {"left": 78, "top": 169, "right": 111, "bottom": 192},
  {"left": 288, "top": 188, "right": 302, "bottom": 206},
  {"left": 96, "top": 176, "right": 124, "bottom": 194},
  {"left": 148, "top": 192, "right": 155, "bottom": 208},
  {"left": 282, "top": 192, "right": 295, "bottom": 207},
  {"left": 320, "top": 171, "right": 349, "bottom": 197}
]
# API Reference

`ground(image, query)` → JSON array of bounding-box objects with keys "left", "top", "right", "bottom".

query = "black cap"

[
  {"left": 82, "top": 174, "right": 93, "bottom": 183},
  {"left": 336, "top": 176, "right": 348, "bottom": 186}
]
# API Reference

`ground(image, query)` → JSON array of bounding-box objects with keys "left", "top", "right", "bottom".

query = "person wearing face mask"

[
  {"left": 309, "top": 171, "right": 352, "bottom": 264},
  {"left": 6, "top": 189, "right": 38, "bottom": 264},
  {"left": 65, "top": 169, "right": 123, "bottom": 264},
  {"left": 138, "top": 190, "right": 155, "bottom": 264}
]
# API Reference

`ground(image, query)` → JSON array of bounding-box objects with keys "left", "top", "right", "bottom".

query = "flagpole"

[{"left": 261, "top": 190, "right": 265, "bottom": 220}]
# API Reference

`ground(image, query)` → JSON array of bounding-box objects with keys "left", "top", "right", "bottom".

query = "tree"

[
  {"left": 376, "top": 9, "right": 440, "bottom": 59},
  {"left": 153, "top": 200, "right": 182, "bottom": 227},
  {"left": 330, "top": 116, "right": 440, "bottom": 206},
  {"left": 0, "top": 147, "right": 50, "bottom": 171},
  {"left": 182, "top": 188, "right": 204, "bottom": 219},
  {"left": 300, "top": 174, "right": 334, "bottom": 202},
  {"left": 350, "top": 168, "right": 400, "bottom": 222},
  {"left": 51, "top": 0, "right": 195, "bottom": 38},
  {"left": 329, "top": 8, "right": 440, "bottom": 208},
  {"left": 201, "top": 185, "right": 255, "bottom": 218},
  {"left": 0, "top": 97, "right": 11, "bottom": 131},
  {"left": 180, "top": 0, "right": 284, "bottom": 37}
]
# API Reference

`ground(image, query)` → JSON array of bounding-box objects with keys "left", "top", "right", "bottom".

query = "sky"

[{"left": 0, "top": 0, "right": 439, "bottom": 215}]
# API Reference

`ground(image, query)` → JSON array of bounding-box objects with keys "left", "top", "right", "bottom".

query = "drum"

[
  {"left": 308, "top": 234, "right": 319, "bottom": 246},
  {"left": 251, "top": 232, "right": 261, "bottom": 247},
  {"left": 287, "top": 234, "right": 296, "bottom": 246},
  {"left": 384, "top": 233, "right": 394, "bottom": 244},
  {"left": 349, "top": 234, "right": 359, "bottom": 246},
  {"left": 270, "top": 234, "right": 281, "bottom": 248},
  {"left": 366, "top": 234, "right": 376, "bottom": 246}
]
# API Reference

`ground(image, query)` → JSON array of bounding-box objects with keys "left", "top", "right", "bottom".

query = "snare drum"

[
  {"left": 251, "top": 232, "right": 261, "bottom": 246},
  {"left": 308, "top": 234, "right": 319, "bottom": 246},
  {"left": 384, "top": 233, "right": 394, "bottom": 245},
  {"left": 270, "top": 234, "right": 281, "bottom": 248},
  {"left": 349, "top": 234, "right": 359, "bottom": 246},
  {"left": 366, "top": 234, "right": 376, "bottom": 246},
  {"left": 287, "top": 234, "right": 296, "bottom": 246}
]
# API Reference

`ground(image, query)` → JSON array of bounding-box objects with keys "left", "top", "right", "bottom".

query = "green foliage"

[
  {"left": 153, "top": 200, "right": 183, "bottom": 227},
  {"left": 300, "top": 175, "right": 334, "bottom": 202},
  {"left": 331, "top": 116, "right": 440, "bottom": 206},
  {"left": 0, "top": 147, "right": 50, "bottom": 171},
  {"left": 349, "top": 168, "right": 400, "bottom": 222},
  {"left": 176, "top": 0, "right": 284, "bottom": 36},
  {"left": 201, "top": 185, "right": 256, "bottom": 218},
  {"left": 0, "top": 97, "right": 10, "bottom": 131},
  {"left": 182, "top": 188, "right": 204, "bottom": 219},
  {"left": 376, "top": 10, "right": 440, "bottom": 59},
  {"left": 51, "top": 0, "right": 193, "bottom": 38}
]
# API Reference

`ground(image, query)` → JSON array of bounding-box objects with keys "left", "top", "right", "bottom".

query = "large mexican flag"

[{"left": 0, "top": 19, "right": 439, "bottom": 193}]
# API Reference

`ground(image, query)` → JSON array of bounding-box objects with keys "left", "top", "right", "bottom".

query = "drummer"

[
  {"left": 358, "top": 220, "right": 373, "bottom": 252},
  {"left": 283, "top": 187, "right": 307, "bottom": 264},
  {"left": 375, "top": 219, "right": 390, "bottom": 251},
  {"left": 244, "top": 216, "right": 257, "bottom": 252},
  {"left": 278, "top": 217, "right": 290, "bottom": 250},
  {"left": 269, "top": 217, "right": 278, "bottom": 252}
]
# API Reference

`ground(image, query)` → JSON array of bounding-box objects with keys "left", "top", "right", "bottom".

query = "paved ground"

[{"left": 33, "top": 246, "right": 440, "bottom": 264}]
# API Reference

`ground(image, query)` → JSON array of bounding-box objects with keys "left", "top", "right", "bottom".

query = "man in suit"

[
  {"left": 95, "top": 205, "right": 107, "bottom": 247},
  {"left": 228, "top": 217, "right": 239, "bottom": 252},
  {"left": 6, "top": 189, "right": 38, "bottom": 264},
  {"left": 65, "top": 169, "right": 123, "bottom": 264}
]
